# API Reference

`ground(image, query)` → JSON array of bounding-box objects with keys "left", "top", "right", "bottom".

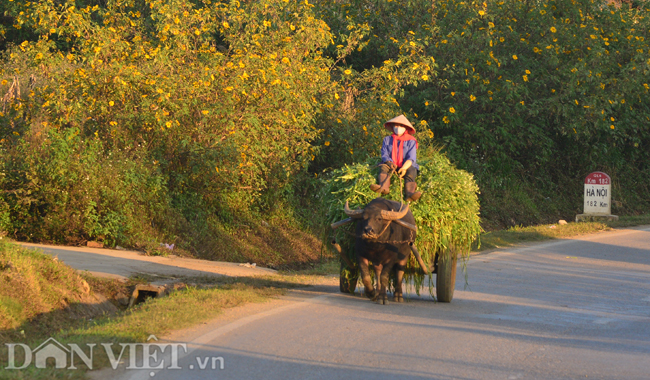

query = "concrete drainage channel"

[{"left": 118, "top": 282, "right": 189, "bottom": 308}]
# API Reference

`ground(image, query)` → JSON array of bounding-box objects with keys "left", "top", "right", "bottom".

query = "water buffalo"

[{"left": 331, "top": 198, "right": 429, "bottom": 305}]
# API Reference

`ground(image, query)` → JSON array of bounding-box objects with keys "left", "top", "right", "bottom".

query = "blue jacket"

[{"left": 380, "top": 136, "right": 419, "bottom": 169}]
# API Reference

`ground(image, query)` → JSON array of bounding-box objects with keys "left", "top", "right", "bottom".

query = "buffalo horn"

[
  {"left": 331, "top": 218, "right": 354, "bottom": 230},
  {"left": 380, "top": 203, "right": 410, "bottom": 220},
  {"left": 344, "top": 201, "right": 364, "bottom": 218}
]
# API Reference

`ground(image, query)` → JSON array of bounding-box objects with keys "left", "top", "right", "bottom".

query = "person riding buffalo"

[{"left": 369, "top": 115, "right": 422, "bottom": 202}]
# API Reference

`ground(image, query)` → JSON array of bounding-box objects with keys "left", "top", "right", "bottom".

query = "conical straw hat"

[{"left": 384, "top": 115, "right": 416, "bottom": 135}]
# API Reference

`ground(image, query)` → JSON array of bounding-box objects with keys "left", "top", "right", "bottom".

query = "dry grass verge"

[
  {"left": 474, "top": 214, "right": 650, "bottom": 252},
  {"left": 0, "top": 239, "right": 310, "bottom": 380}
]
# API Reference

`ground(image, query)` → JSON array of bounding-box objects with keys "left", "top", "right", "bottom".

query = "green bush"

[
  {"left": 1, "top": 128, "right": 168, "bottom": 245},
  {"left": 405, "top": 0, "right": 650, "bottom": 221},
  {"left": 312, "top": 0, "right": 650, "bottom": 226},
  {"left": 317, "top": 146, "right": 481, "bottom": 294},
  {"left": 2, "top": 0, "right": 649, "bottom": 260},
  {"left": 0, "top": 0, "right": 342, "bottom": 252}
]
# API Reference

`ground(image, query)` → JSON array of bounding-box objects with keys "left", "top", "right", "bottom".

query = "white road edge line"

[{"left": 124, "top": 293, "right": 335, "bottom": 380}]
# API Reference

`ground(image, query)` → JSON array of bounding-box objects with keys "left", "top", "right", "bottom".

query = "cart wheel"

[
  {"left": 436, "top": 248, "right": 457, "bottom": 302},
  {"left": 340, "top": 263, "right": 359, "bottom": 294}
]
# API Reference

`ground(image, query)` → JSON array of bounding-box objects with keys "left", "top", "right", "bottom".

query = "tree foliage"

[
  {"left": 0, "top": 0, "right": 341, "bottom": 245},
  {"left": 409, "top": 0, "right": 650, "bottom": 222},
  {"left": 0, "top": 0, "right": 648, "bottom": 255},
  {"left": 316, "top": 0, "right": 650, "bottom": 225}
]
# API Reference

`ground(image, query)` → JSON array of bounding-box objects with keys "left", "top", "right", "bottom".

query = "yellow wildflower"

[
  {"left": 550, "top": 26, "right": 557, "bottom": 33},
  {"left": 512, "top": 55, "right": 518, "bottom": 60},
  {"left": 449, "top": 107, "right": 456, "bottom": 113},
  {"left": 324, "top": 141, "right": 330, "bottom": 146},
  {"left": 470, "top": 95, "right": 476, "bottom": 101}
]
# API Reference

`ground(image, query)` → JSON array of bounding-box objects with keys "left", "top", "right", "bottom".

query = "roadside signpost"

[{"left": 576, "top": 172, "right": 619, "bottom": 222}]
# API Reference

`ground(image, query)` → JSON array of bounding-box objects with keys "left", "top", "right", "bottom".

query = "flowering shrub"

[
  {"left": 0, "top": 0, "right": 339, "bottom": 245},
  {"left": 316, "top": 0, "right": 650, "bottom": 223},
  {"left": 1, "top": 0, "right": 649, "bottom": 251},
  {"left": 405, "top": 0, "right": 650, "bottom": 221}
]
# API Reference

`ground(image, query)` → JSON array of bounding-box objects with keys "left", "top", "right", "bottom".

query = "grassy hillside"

[{"left": 0, "top": 240, "right": 117, "bottom": 341}]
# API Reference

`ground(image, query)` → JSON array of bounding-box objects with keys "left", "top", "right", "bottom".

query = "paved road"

[
  {"left": 98, "top": 226, "right": 650, "bottom": 380},
  {"left": 19, "top": 242, "right": 276, "bottom": 280}
]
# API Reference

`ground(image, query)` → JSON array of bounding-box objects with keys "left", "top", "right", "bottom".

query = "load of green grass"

[{"left": 317, "top": 146, "right": 482, "bottom": 295}]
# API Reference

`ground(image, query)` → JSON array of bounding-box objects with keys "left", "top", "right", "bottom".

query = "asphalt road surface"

[
  {"left": 98, "top": 226, "right": 650, "bottom": 380},
  {"left": 19, "top": 242, "right": 276, "bottom": 279}
]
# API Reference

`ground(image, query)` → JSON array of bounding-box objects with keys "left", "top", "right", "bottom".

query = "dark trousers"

[{"left": 379, "top": 163, "right": 418, "bottom": 183}]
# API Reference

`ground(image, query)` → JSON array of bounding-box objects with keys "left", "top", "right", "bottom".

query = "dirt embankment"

[{"left": 0, "top": 240, "right": 118, "bottom": 343}]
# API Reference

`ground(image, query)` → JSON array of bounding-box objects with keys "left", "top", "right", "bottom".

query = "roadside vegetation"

[
  {"left": 0, "top": 239, "right": 306, "bottom": 379},
  {"left": 0, "top": 239, "right": 112, "bottom": 335},
  {"left": 0, "top": 211, "right": 647, "bottom": 378},
  {"left": 1, "top": 0, "right": 649, "bottom": 269},
  {"left": 475, "top": 214, "right": 650, "bottom": 251}
]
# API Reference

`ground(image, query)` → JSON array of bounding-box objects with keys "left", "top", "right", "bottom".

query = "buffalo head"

[
  {"left": 330, "top": 198, "right": 428, "bottom": 305},
  {"left": 344, "top": 200, "right": 411, "bottom": 240}
]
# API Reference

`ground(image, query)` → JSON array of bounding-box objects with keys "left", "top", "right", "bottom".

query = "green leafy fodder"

[{"left": 317, "top": 147, "right": 481, "bottom": 295}]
